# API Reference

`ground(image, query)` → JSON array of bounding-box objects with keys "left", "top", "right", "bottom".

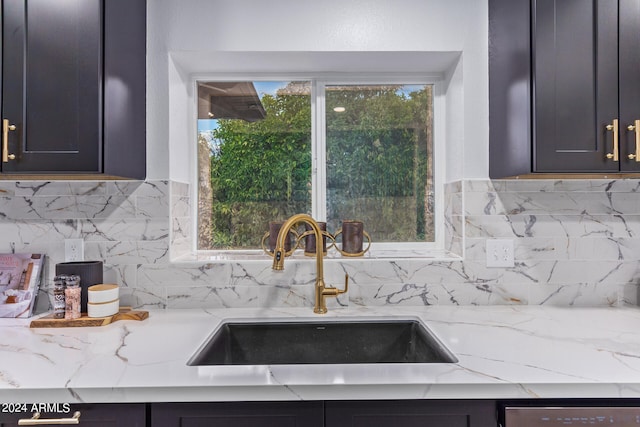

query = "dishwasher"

[{"left": 498, "top": 400, "right": 640, "bottom": 426}]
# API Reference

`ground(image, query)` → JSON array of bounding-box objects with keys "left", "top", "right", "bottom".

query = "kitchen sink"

[{"left": 187, "top": 318, "right": 457, "bottom": 365}]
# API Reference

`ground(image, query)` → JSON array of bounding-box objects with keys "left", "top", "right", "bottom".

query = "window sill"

[{"left": 172, "top": 249, "right": 462, "bottom": 264}]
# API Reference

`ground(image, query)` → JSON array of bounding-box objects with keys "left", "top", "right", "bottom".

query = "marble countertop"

[{"left": 2, "top": 305, "right": 640, "bottom": 403}]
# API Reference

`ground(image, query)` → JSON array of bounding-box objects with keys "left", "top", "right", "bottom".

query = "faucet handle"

[
  {"left": 339, "top": 274, "right": 349, "bottom": 294},
  {"left": 324, "top": 275, "right": 349, "bottom": 296}
]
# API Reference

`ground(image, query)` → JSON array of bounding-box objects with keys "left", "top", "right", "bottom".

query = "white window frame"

[{"left": 193, "top": 73, "right": 446, "bottom": 257}]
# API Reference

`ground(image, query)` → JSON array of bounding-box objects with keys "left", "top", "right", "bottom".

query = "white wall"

[{"left": 146, "top": 0, "right": 489, "bottom": 181}]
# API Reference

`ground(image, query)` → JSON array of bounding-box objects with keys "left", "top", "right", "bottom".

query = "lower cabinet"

[
  {"left": 325, "top": 400, "right": 496, "bottom": 427},
  {"left": 0, "top": 400, "right": 498, "bottom": 426},
  {"left": 151, "top": 401, "right": 324, "bottom": 427},
  {"left": 151, "top": 400, "right": 497, "bottom": 427},
  {"left": 0, "top": 403, "right": 146, "bottom": 426}
]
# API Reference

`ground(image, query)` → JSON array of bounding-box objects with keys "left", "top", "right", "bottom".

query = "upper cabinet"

[
  {"left": 0, "top": 0, "right": 146, "bottom": 179},
  {"left": 489, "top": 0, "right": 640, "bottom": 176}
]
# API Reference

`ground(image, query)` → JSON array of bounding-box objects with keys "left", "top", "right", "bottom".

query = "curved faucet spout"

[{"left": 272, "top": 214, "right": 348, "bottom": 314}]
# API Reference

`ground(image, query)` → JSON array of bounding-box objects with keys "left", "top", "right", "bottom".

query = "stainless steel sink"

[{"left": 187, "top": 318, "right": 457, "bottom": 365}]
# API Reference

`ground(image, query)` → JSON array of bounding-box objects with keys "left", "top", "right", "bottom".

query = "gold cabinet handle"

[
  {"left": 2, "top": 118, "right": 17, "bottom": 162},
  {"left": 18, "top": 411, "right": 80, "bottom": 425},
  {"left": 605, "top": 119, "right": 619, "bottom": 161},
  {"left": 627, "top": 119, "right": 640, "bottom": 162}
]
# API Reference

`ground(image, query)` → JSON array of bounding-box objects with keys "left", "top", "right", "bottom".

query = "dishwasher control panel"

[{"left": 503, "top": 406, "right": 640, "bottom": 426}]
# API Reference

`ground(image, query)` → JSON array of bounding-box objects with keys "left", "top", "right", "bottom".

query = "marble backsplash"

[{"left": 0, "top": 178, "right": 638, "bottom": 313}]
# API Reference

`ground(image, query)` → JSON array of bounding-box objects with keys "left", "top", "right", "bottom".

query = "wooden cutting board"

[{"left": 30, "top": 307, "right": 148, "bottom": 328}]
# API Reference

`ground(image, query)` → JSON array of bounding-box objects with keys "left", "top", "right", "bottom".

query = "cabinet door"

[
  {"left": 1, "top": 0, "right": 102, "bottom": 173},
  {"left": 151, "top": 401, "right": 324, "bottom": 427},
  {"left": 325, "top": 400, "right": 496, "bottom": 427},
  {"left": 533, "top": 0, "right": 619, "bottom": 172},
  {"left": 0, "top": 403, "right": 146, "bottom": 426},
  {"left": 619, "top": 0, "right": 640, "bottom": 171}
]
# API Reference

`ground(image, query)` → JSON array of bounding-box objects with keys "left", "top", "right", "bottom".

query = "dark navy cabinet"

[
  {"left": 0, "top": 0, "right": 146, "bottom": 178},
  {"left": 325, "top": 400, "right": 496, "bottom": 427},
  {"left": 151, "top": 401, "right": 324, "bottom": 427},
  {"left": 489, "top": 0, "right": 640, "bottom": 176},
  {"left": 0, "top": 400, "right": 498, "bottom": 426},
  {"left": 151, "top": 400, "right": 497, "bottom": 427},
  {"left": 0, "top": 403, "right": 146, "bottom": 426}
]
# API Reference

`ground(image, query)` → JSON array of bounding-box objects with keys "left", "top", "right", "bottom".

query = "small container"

[
  {"left": 52, "top": 275, "right": 66, "bottom": 319},
  {"left": 64, "top": 275, "right": 81, "bottom": 320},
  {"left": 88, "top": 284, "right": 119, "bottom": 304},
  {"left": 87, "top": 299, "right": 119, "bottom": 318}
]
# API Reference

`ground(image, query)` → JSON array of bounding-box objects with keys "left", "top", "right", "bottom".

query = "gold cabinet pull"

[
  {"left": 18, "top": 412, "right": 80, "bottom": 425},
  {"left": 2, "top": 118, "right": 17, "bottom": 162},
  {"left": 627, "top": 119, "right": 640, "bottom": 162},
  {"left": 605, "top": 119, "right": 619, "bottom": 161}
]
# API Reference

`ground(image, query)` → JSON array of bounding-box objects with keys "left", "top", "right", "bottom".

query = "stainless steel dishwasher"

[{"left": 499, "top": 402, "right": 640, "bottom": 426}]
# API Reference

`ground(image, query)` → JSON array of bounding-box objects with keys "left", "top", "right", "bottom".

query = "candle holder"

[
  {"left": 261, "top": 219, "right": 371, "bottom": 258},
  {"left": 334, "top": 220, "right": 372, "bottom": 257},
  {"left": 261, "top": 221, "right": 299, "bottom": 258}
]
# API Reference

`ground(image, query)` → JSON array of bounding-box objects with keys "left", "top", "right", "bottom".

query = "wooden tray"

[{"left": 30, "top": 307, "right": 148, "bottom": 328}]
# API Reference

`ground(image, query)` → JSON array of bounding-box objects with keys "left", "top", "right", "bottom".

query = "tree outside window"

[{"left": 197, "top": 80, "right": 433, "bottom": 251}]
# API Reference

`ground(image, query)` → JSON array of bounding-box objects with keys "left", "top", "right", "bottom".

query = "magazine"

[{"left": 0, "top": 253, "right": 45, "bottom": 318}]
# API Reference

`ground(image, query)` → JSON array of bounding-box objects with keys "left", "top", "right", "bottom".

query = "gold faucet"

[{"left": 272, "top": 214, "right": 348, "bottom": 314}]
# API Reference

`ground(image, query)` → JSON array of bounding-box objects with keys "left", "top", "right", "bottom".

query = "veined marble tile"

[
  {"left": 465, "top": 215, "right": 517, "bottom": 238},
  {"left": 440, "top": 282, "right": 528, "bottom": 305},
  {"left": 226, "top": 261, "right": 317, "bottom": 287},
  {"left": 443, "top": 180, "right": 462, "bottom": 194},
  {"left": 80, "top": 218, "right": 169, "bottom": 242},
  {"left": 171, "top": 211, "right": 193, "bottom": 260},
  {"left": 14, "top": 181, "right": 107, "bottom": 196},
  {"left": 563, "top": 237, "right": 640, "bottom": 261},
  {"left": 466, "top": 191, "right": 640, "bottom": 216},
  {"left": 498, "top": 179, "right": 640, "bottom": 193},
  {"left": 102, "top": 264, "right": 138, "bottom": 288},
  {"left": 528, "top": 283, "right": 620, "bottom": 307},
  {"left": 171, "top": 236, "right": 192, "bottom": 260},
  {"left": 171, "top": 195, "right": 191, "bottom": 218},
  {"left": 465, "top": 237, "right": 557, "bottom": 261},
  {"left": 464, "top": 179, "right": 507, "bottom": 193},
  {"left": 0, "top": 182, "right": 16, "bottom": 195},
  {"left": 119, "top": 284, "right": 166, "bottom": 309},
  {"left": 136, "top": 195, "right": 170, "bottom": 218},
  {"left": 98, "top": 240, "right": 171, "bottom": 264},
  {"left": 444, "top": 191, "right": 463, "bottom": 217},
  {"left": 349, "top": 282, "right": 527, "bottom": 306},
  {"left": 165, "top": 284, "right": 345, "bottom": 310},
  {"left": 107, "top": 180, "right": 168, "bottom": 197},
  {"left": 348, "top": 283, "right": 439, "bottom": 306},
  {"left": 171, "top": 215, "right": 190, "bottom": 238},
  {"left": 466, "top": 214, "right": 640, "bottom": 239},
  {"left": 446, "top": 236, "right": 464, "bottom": 258},
  {"left": 0, "top": 221, "right": 75, "bottom": 250},
  {"left": 137, "top": 262, "right": 233, "bottom": 288},
  {"left": 0, "top": 195, "right": 137, "bottom": 220},
  {"left": 515, "top": 260, "right": 638, "bottom": 285},
  {"left": 170, "top": 180, "right": 190, "bottom": 197},
  {"left": 498, "top": 179, "right": 557, "bottom": 192},
  {"left": 534, "top": 214, "right": 640, "bottom": 239}
]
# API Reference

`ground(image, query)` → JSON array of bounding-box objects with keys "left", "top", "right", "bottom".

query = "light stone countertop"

[{"left": 2, "top": 305, "right": 640, "bottom": 403}]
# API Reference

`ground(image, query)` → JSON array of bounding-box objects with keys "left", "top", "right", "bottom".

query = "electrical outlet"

[
  {"left": 486, "top": 239, "right": 514, "bottom": 268},
  {"left": 65, "top": 239, "right": 84, "bottom": 262}
]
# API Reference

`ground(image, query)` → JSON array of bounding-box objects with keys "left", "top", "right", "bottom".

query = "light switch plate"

[
  {"left": 486, "top": 239, "right": 514, "bottom": 267},
  {"left": 65, "top": 239, "right": 84, "bottom": 262}
]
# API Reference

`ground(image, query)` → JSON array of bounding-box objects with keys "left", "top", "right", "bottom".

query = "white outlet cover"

[
  {"left": 486, "top": 239, "right": 514, "bottom": 268},
  {"left": 65, "top": 239, "right": 84, "bottom": 262}
]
